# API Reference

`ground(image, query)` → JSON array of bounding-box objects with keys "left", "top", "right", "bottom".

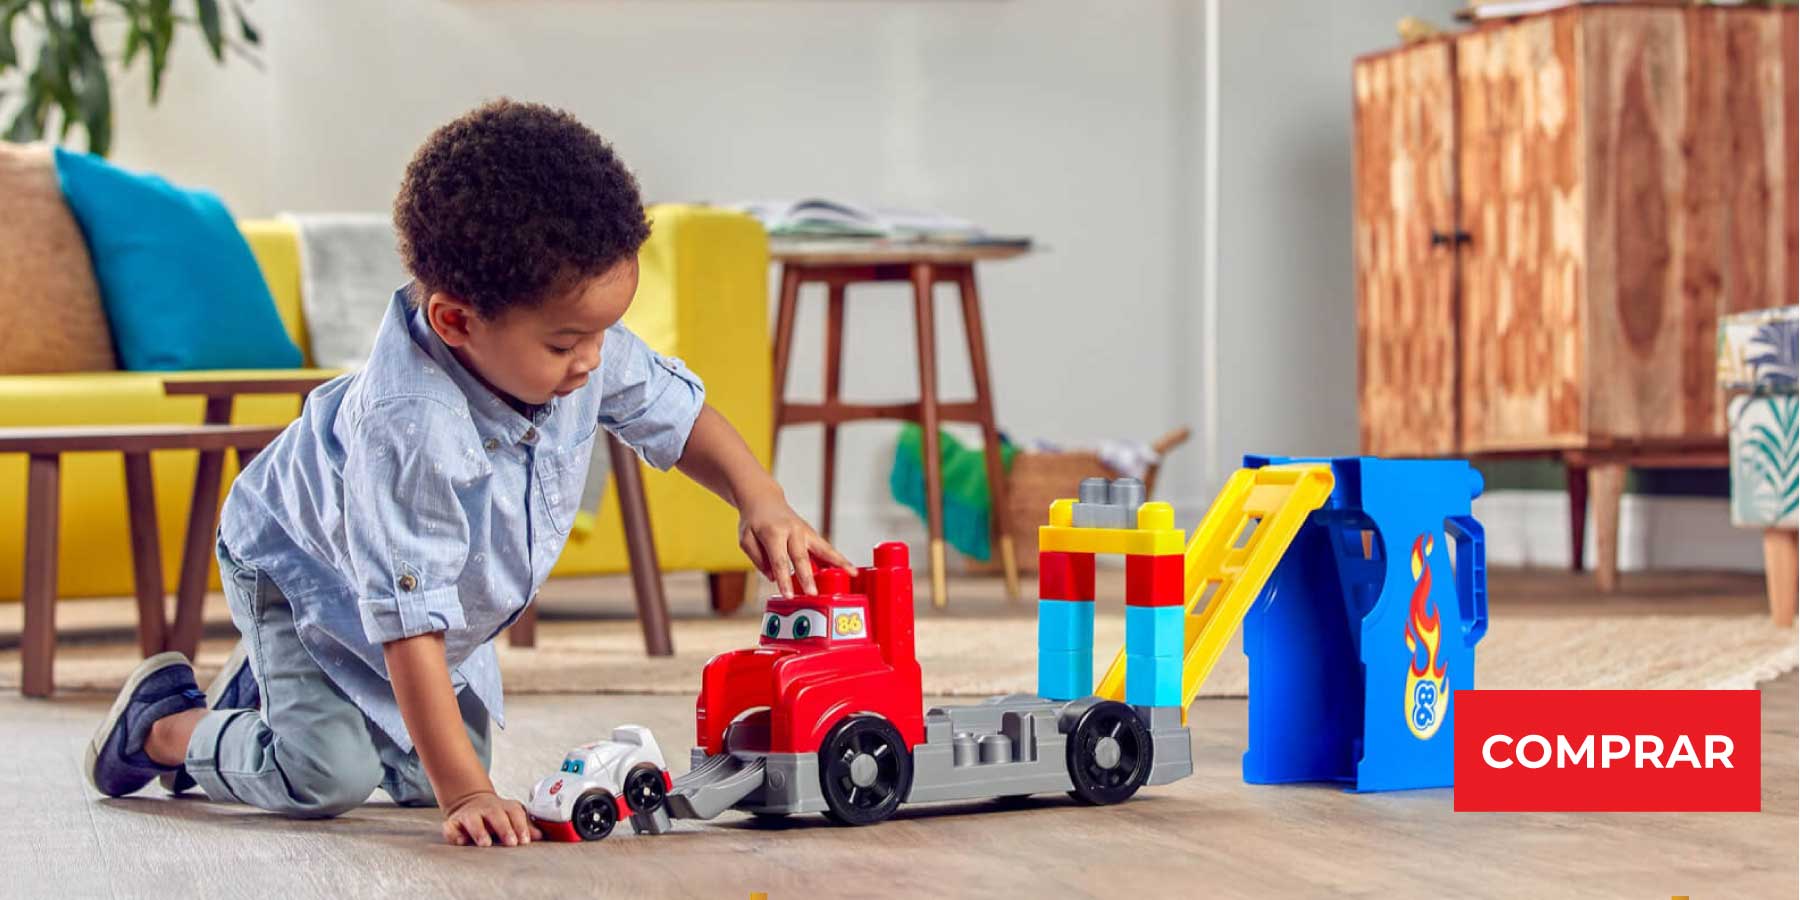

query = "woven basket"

[{"left": 963, "top": 427, "right": 1190, "bottom": 574}]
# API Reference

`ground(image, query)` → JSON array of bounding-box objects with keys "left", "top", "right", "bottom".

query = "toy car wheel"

[
  {"left": 622, "top": 763, "right": 668, "bottom": 815},
  {"left": 818, "top": 715, "right": 912, "bottom": 827},
  {"left": 1065, "top": 700, "right": 1153, "bottom": 806},
  {"left": 571, "top": 789, "right": 619, "bottom": 841}
]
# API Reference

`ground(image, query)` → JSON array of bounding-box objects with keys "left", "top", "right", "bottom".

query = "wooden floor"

[{"left": 5, "top": 568, "right": 1795, "bottom": 899}]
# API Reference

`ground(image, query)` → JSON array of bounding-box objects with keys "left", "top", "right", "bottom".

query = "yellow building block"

[{"left": 1038, "top": 525, "right": 1186, "bottom": 556}]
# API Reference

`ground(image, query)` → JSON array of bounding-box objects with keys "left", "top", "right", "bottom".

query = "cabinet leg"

[{"left": 1591, "top": 464, "right": 1625, "bottom": 593}]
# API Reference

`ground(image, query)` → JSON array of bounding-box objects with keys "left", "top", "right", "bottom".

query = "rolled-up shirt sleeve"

[
  {"left": 597, "top": 324, "right": 706, "bottom": 471},
  {"left": 342, "top": 397, "right": 471, "bottom": 644}
]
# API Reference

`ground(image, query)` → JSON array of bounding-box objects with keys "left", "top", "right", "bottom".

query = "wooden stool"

[
  {"left": 769, "top": 241, "right": 1029, "bottom": 608},
  {"left": 0, "top": 424, "right": 282, "bottom": 697}
]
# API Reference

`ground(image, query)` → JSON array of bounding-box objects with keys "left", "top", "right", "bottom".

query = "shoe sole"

[
  {"left": 86, "top": 651, "right": 193, "bottom": 797},
  {"left": 158, "top": 640, "right": 252, "bottom": 794}
]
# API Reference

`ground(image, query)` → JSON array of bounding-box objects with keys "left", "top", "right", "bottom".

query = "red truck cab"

[{"left": 695, "top": 542, "right": 924, "bottom": 756}]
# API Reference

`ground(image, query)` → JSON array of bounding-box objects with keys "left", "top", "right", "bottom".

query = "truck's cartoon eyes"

[
  {"left": 761, "top": 609, "right": 831, "bottom": 641},
  {"left": 559, "top": 758, "right": 585, "bottom": 775}
]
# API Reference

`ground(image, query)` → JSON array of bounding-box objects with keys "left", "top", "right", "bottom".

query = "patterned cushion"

[{"left": 0, "top": 143, "right": 117, "bottom": 373}]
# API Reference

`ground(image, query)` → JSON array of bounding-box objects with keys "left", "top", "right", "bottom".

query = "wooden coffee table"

[{"left": 1, "top": 423, "right": 282, "bottom": 697}]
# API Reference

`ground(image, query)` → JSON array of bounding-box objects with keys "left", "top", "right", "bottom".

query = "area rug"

[{"left": 8, "top": 610, "right": 1794, "bottom": 698}]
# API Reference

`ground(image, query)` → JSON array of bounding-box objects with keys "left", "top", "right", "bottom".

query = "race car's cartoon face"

[
  {"left": 758, "top": 596, "right": 870, "bottom": 649},
  {"left": 526, "top": 724, "right": 671, "bottom": 842}
]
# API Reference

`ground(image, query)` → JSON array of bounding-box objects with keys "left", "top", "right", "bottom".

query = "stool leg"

[
  {"left": 821, "top": 282, "right": 846, "bottom": 539},
  {"left": 122, "top": 452, "right": 168, "bottom": 658},
  {"left": 22, "top": 453, "right": 60, "bottom": 698},
  {"left": 911, "top": 263, "right": 949, "bottom": 608},
  {"left": 170, "top": 448, "right": 226, "bottom": 657},
  {"left": 954, "top": 265, "right": 1020, "bottom": 602},
  {"left": 770, "top": 266, "right": 801, "bottom": 466},
  {"left": 609, "top": 433, "right": 674, "bottom": 656}
]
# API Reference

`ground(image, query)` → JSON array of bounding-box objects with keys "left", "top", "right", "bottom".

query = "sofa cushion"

[
  {"left": 54, "top": 148, "right": 303, "bottom": 371},
  {"left": 0, "top": 143, "right": 118, "bottom": 374}
]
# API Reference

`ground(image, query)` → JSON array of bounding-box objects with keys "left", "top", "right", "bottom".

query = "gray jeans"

[{"left": 184, "top": 541, "right": 490, "bottom": 818}]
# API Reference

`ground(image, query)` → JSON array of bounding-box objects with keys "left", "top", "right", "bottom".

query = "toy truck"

[{"left": 660, "top": 542, "right": 1194, "bottom": 827}]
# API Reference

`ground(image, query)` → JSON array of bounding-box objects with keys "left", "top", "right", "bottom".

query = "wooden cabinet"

[{"left": 1355, "top": 5, "right": 1797, "bottom": 459}]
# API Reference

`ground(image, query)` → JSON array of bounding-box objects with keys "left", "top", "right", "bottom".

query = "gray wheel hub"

[
  {"left": 1093, "top": 736, "right": 1122, "bottom": 769},
  {"left": 848, "top": 753, "right": 880, "bottom": 787}
]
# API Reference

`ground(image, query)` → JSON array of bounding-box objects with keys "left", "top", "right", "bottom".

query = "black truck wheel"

[
  {"left": 1065, "top": 700, "right": 1153, "bottom": 805},
  {"left": 622, "top": 763, "right": 668, "bottom": 815},
  {"left": 818, "top": 715, "right": 912, "bottom": 826},
  {"left": 571, "top": 789, "right": 619, "bottom": 841}
]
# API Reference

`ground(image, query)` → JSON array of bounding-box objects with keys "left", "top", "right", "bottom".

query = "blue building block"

[
  {"left": 1125, "top": 604, "right": 1183, "bottom": 658},
  {"left": 1123, "top": 652, "right": 1183, "bottom": 708},
  {"left": 1240, "top": 455, "right": 1487, "bottom": 793},
  {"left": 1038, "top": 648, "right": 1092, "bottom": 701},
  {"left": 1037, "top": 599, "right": 1095, "bottom": 653}
]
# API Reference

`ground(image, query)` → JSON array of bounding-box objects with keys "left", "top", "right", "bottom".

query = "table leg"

[
  {"left": 1591, "top": 463, "right": 1626, "bottom": 593},
  {"left": 169, "top": 448, "right": 226, "bottom": 657},
  {"left": 1565, "top": 458, "right": 1588, "bottom": 572},
  {"left": 953, "top": 265, "right": 1020, "bottom": 602},
  {"left": 911, "top": 263, "right": 949, "bottom": 608},
  {"left": 707, "top": 571, "right": 750, "bottom": 616},
  {"left": 608, "top": 433, "right": 674, "bottom": 656},
  {"left": 820, "top": 282, "right": 846, "bottom": 539},
  {"left": 122, "top": 452, "right": 168, "bottom": 657},
  {"left": 770, "top": 266, "right": 801, "bottom": 465},
  {"left": 22, "top": 453, "right": 60, "bottom": 698}
]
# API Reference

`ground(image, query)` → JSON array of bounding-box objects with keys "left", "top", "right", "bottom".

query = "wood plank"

[
  {"left": 1455, "top": 11, "right": 1588, "bottom": 453},
  {"left": 161, "top": 375, "right": 337, "bottom": 399},
  {"left": 0, "top": 425, "right": 283, "bottom": 454},
  {"left": 1582, "top": 7, "right": 1794, "bottom": 444},
  {"left": 1354, "top": 41, "right": 1460, "bottom": 456},
  {"left": 770, "top": 241, "right": 1030, "bottom": 266}
]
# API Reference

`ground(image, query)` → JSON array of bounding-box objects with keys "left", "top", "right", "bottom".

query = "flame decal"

[{"left": 1403, "top": 534, "right": 1448, "bottom": 740}]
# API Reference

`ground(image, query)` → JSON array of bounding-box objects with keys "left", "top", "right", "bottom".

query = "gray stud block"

[{"left": 1071, "top": 476, "right": 1148, "bottom": 529}]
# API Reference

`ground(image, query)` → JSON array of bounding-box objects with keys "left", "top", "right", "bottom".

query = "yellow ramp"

[{"left": 1096, "top": 463, "right": 1335, "bottom": 711}]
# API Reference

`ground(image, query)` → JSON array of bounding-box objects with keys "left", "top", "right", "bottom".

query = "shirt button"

[
  {"left": 523, "top": 427, "right": 538, "bottom": 442},
  {"left": 483, "top": 437, "right": 499, "bottom": 451},
  {"left": 397, "top": 574, "right": 418, "bottom": 591}
]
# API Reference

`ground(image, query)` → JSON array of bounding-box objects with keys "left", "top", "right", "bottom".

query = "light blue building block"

[
  {"left": 1125, "top": 604, "right": 1184, "bottom": 658},
  {"left": 1124, "top": 652, "right": 1183, "bottom": 708},
  {"left": 1038, "top": 648, "right": 1092, "bottom": 701},
  {"left": 1037, "top": 599, "right": 1095, "bottom": 652}
]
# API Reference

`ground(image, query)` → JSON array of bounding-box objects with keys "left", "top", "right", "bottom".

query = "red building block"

[
  {"left": 1125, "top": 553, "right": 1184, "bottom": 606},
  {"left": 1038, "top": 551, "right": 1096, "bottom": 601}
]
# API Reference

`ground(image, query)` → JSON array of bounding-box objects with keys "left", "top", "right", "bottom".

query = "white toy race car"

[{"left": 527, "top": 725, "right": 673, "bottom": 842}]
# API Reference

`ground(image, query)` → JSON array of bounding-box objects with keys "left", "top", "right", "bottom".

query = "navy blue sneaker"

[
  {"left": 160, "top": 640, "right": 258, "bottom": 794},
  {"left": 86, "top": 652, "right": 206, "bottom": 798}
]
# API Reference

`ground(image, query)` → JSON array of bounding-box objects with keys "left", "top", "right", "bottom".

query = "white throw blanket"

[{"left": 281, "top": 212, "right": 409, "bottom": 369}]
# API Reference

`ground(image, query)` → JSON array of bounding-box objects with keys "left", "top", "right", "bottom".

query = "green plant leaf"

[
  {"left": 194, "top": 0, "right": 222, "bottom": 60},
  {"left": 230, "top": 0, "right": 258, "bottom": 45},
  {"left": 148, "top": 0, "right": 172, "bottom": 102},
  {"left": 72, "top": 8, "right": 107, "bottom": 154}
]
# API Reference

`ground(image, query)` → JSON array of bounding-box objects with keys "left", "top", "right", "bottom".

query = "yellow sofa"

[{"left": 0, "top": 204, "right": 770, "bottom": 601}]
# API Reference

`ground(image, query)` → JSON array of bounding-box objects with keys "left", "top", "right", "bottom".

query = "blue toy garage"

[{"left": 1241, "top": 455, "right": 1487, "bottom": 792}]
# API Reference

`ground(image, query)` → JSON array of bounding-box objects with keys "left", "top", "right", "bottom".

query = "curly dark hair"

[{"left": 393, "top": 99, "right": 651, "bottom": 318}]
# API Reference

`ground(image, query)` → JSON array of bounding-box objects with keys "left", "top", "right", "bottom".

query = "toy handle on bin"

[{"left": 1445, "top": 516, "right": 1487, "bottom": 646}]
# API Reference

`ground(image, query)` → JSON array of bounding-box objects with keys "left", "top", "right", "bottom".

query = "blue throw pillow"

[{"left": 53, "top": 148, "right": 302, "bottom": 371}]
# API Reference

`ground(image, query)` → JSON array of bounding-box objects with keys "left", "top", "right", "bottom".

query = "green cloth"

[{"left": 889, "top": 424, "right": 1016, "bottom": 561}]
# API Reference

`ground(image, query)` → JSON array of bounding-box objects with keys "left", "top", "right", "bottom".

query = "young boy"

[{"left": 85, "top": 99, "right": 847, "bottom": 848}]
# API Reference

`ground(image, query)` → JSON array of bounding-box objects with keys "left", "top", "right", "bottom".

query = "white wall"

[{"left": 104, "top": 0, "right": 1467, "bottom": 561}]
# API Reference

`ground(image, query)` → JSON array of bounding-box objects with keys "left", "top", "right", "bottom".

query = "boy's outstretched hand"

[
  {"left": 737, "top": 486, "right": 853, "bottom": 597},
  {"left": 443, "top": 791, "right": 541, "bottom": 848}
]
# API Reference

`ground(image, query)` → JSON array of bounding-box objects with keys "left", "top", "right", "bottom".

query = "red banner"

[{"left": 1454, "top": 690, "right": 1760, "bottom": 812}]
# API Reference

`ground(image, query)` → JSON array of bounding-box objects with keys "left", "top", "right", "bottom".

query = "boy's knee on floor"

[{"left": 277, "top": 741, "right": 383, "bottom": 819}]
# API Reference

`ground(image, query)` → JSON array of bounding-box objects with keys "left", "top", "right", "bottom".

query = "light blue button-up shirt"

[{"left": 219, "top": 287, "right": 705, "bottom": 752}]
